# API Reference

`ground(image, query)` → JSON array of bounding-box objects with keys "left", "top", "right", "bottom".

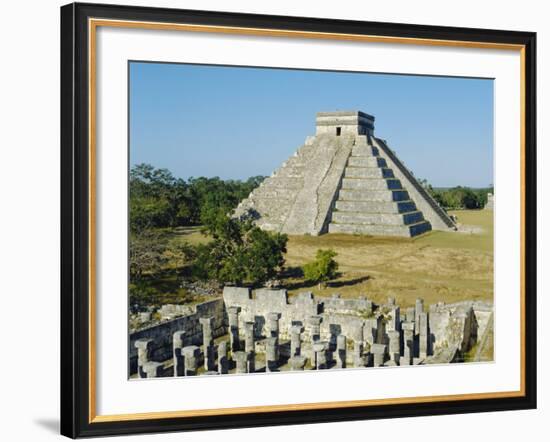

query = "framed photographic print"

[{"left": 60, "top": 2, "right": 537, "bottom": 438}]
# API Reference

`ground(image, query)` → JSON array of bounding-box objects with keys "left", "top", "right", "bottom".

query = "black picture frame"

[{"left": 60, "top": 2, "right": 537, "bottom": 438}]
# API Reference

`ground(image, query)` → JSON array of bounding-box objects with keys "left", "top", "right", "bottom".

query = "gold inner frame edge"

[{"left": 87, "top": 18, "right": 527, "bottom": 424}]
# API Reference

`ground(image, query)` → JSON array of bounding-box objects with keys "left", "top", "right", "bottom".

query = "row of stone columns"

[
  {"left": 371, "top": 299, "right": 429, "bottom": 367},
  {"left": 136, "top": 298, "right": 430, "bottom": 378}
]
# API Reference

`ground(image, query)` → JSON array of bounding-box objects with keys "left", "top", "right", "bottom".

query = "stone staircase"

[{"left": 328, "top": 138, "right": 432, "bottom": 237}]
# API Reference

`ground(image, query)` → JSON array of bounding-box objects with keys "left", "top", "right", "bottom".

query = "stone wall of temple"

[
  {"left": 129, "top": 287, "right": 493, "bottom": 377},
  {"left": 128, "top": 298, "right": 225, "bottom": 375},
  {"left": 222, "top": 287, "right": 379, "bottom": 342}
]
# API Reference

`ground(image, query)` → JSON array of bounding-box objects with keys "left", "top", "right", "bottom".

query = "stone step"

[
  {"left": 281, "top": 158, "right": 304, "bottom": 168},
  {"left": 244, "top": 200, "right": 292, "bottom": 214},
  {"left": 328, "top": 220, "right": 432, "bottom": 237},
  {"left": 351, "top": 146, "right": 380, "bottom": 157},
  {"left": 261, "top": 176, "right": 303, "bottom": 189},
  {"left": 344, "top": 167, "right": 394, "bottom": 179},
  {"left": 273, "top": 165, "right": 304, "bottom": 177},
  {"left": 252, "top": 189, "right": 297, "bottom": 199},
  {"left": 341, "top": 178, "right": 402, "bottom": 190},
  {"left": 237, "top": 199, "right": 293, "bottom": 223},
  {"left": 348, "top": 157, "right": 387, "bottom": 168},
  {"left": 335, "top": 200, "right": 418, "bottom": 214},
  {"left": 272, "top": 172, "right": 303, "bottom": 179},
  {"left": 331, "top": 211, "right": 425, "bottom": 226},
  {"left": 337, "top": 189, "right": 410, "bottom": 202},
  {"left": 353, "top": 135, "right": 371, "bottom": 147}
]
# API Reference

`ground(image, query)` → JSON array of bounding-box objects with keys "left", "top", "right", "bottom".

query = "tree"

[
  {"left": 129, "top": 164, "right": 266, "bottom": 230},
  {"left": 129, "top": 229, "right": 170, "bottom": 281},
  {"left": 130, "top": 163, "right": 191, "bottom": 232},
  {"left": 302, "top": 249, "right": 339, "bottom": 289},
  {"left": 129, "top": 195, "right": 172, "bottom": 233},
  {"left": 189, "top": 211, "right": 287, "bottom": 286}
]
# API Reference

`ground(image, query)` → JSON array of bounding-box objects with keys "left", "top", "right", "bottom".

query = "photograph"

[
  {"left": 54, "top": 1, "right": 537, "bottom": 438},
  {"left": 0, "top": 0, "right": 542, "bottom": 440},
  {"left": 128, "top": 62, "right": 495, "bottom": 378}
]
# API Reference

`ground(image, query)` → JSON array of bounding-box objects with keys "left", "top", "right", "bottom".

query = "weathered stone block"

[{"left": 141, "top": 361, "right": 163, "bottom": 378}]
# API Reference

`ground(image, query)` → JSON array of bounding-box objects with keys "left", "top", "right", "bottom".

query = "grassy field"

[{"left": 172, "top": 209, "right": 493, "bottom": 309}]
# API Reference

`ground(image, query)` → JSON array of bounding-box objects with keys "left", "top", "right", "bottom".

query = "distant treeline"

[
  {"left": 130, "top": 163, "right": 265, "bottom": 233},
  {"left": 130, "top": 164, "right": 493, "bottom": 234},
  {"left": 419, "top": 179, "right": 493, "bottom": 210}
]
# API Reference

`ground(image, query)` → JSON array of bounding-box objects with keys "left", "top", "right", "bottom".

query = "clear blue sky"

[{"left": 130, "top": 62, "right": 493, "bottom": 188}]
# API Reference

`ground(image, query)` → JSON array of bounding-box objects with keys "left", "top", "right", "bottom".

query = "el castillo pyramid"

[{"left": 234, "top": 111, "right": 456, "bottom": 237}]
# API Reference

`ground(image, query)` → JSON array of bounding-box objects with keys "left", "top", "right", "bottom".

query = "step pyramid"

[
  {"left": 328, "top": 136, "right": 431, "bottom": 236},
  {"left": 234, "top": 111, "right": 455, "bottom": 237}
]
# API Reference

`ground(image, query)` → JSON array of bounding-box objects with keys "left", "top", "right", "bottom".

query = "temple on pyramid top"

[
  {"left": 315, "top": 111, "right": 375, "bottom": 136},
  {"left": 234, "top": 110, "right": 456, "bottom": 237}
]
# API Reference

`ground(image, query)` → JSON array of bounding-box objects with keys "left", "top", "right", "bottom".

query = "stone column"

[
  {"left": 387, "top": 296, "right": 396, "bottom": 306},
  {"left": 415, "top": 298, "right": 424, "bottom": 334},
  {"left": 199, "top": 317, "right": 215, "bottom": 371},
  {"left": 401, "top": 322, "right": 414, "bottom": 366},
  {"left": 172, "top": 331, "right": 186, "bottom": 377},
  {"left": 352, "top": 323, "right": 364, "bottom": 367},
  {"left": 182, "top": 345, "right": 200, "bottom": 376},
  {"left": 244, "top": 321, "right": 255, "bottom": 354},
  {"left": 353, "top": 340, "right": 364, "bottom": 367},
  {"left": 289, "top": 355, "right": 307, "bottom": 371},
  {"left": 290, "top": 325, "right": 303, "bottom": 357},
  {"left": 227, "top": 306, "right": 241, "bottom": 352},
  {"left": 246, "top": 351, "right": 256, "bottom": 373},
  {"left": 233, "top": 351, "right": 248, "bottom": 374},
  {"left": 405, "top": 307, "right": 416, "bottom": 323},
  {"left": 388, "top": 330, "right": 401, "bottom": 364},
  {"left": 217, "top": 341, "right": 229, "bottom": 375},
  {"left": 266, "top": 312, "right": 281, "bottom": 339},
  {"left": 313, "top": 341, "right": 328, "bottom": 370},
  {"left": 142, "top": 361, "right": 163, "bottom": 378},
  {"left": 336, "top": 335, "right": 347, "bottom": 369},
  {"left": 419, "top": 312, "right": 429, "bottom": 359},
  {"left": 135, "top": 338, "right": 153, "bottom": 378},
  {"left": 374, "top": 315, "right": 385, "bottom": 344},
  {"left": 265, "top": 337, "right": 279, "bottom": 372},
  {"left": 307, "top": 315, "right": 322, "bottom": 343},
  {"left": 371, "top": 343, "right": 386, "bottom": 367},
  {"left": 387, "top": 306, "right": 401, "bottom": 332},
  {"left": 364, "top": 318, "right": 377, "bottom": 346}
]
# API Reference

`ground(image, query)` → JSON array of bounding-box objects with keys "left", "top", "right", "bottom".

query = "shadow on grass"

[
  {"left": 281, "top": 269, "right": 371, "bottom": 291},
  {"left": 329, "top": 275, "right": 371, "bottom": 288},
  {"left": 281, "top": 266, "right": 304, "bottom": 279}
]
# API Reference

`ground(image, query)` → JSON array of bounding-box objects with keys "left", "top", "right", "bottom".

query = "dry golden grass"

[
  {"left": 171, "top": 210, "right": 493, "bottom": 309},
  {"left": 284, "top": 210, "right": 493, "bottom": 308}
]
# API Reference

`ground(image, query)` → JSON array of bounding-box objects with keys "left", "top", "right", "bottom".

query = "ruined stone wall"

[
  {"left": 223, "top": 287, "right": 319, "bottom": 340},
  {"left": 128, "top": 298, "right": 225, "bottom": 375},
  {"left": 428, "top": 300, "right": 492, "bottom": 356},
  {"left": 224, "top": 288, "right": 492, "bottom": 364},
  {"left": 130, "top": 288, "right": 493, "bottom": 377},
  {"left": 223, "top": 287, "right": 377, "bottom": 343}
]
